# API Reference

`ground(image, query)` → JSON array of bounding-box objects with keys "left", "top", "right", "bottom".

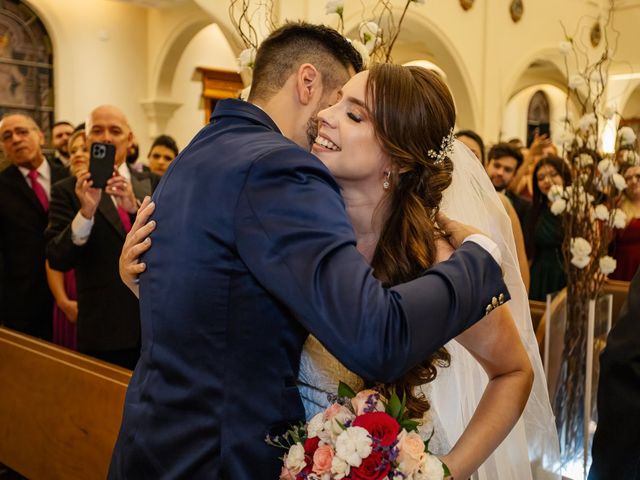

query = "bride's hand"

[
  {"left": 119, "top": 196, "right": 156, "bottom": 298},
  {"left": 436, "top": 212, "right": 488, "bottom": 249}
]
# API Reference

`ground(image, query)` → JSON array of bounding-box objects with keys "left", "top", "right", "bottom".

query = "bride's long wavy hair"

[{"left": 366, "top": 63, "right": 456, "bottom": 419}]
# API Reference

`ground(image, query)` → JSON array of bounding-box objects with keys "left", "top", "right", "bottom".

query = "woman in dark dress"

[{"left": 526, "top": 155, "right": 572, "bottom": 301}]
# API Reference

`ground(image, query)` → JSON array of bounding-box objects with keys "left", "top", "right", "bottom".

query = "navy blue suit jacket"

[{"left": 109, "top": 99, "right": 509, "bottom": 479}]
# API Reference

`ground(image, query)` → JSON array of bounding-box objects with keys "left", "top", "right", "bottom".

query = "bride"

[
  {"left": 298, "top": 63, "right": 560, "bottom": 479},
  {"left": 120, "top": 63, "right": 559, "bottom": 479}
]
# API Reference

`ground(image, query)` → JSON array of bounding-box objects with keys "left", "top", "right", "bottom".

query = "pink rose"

[
  {"left": 312, "top": 444, "right": 334, "bottom": 474},
  {"left": 396, "top": 430, "right": 426, "bottom": 475},
  {"left": 324, "top": 403, "right": 352, "bottom": 421},
  {"left": 351, "top": 389, "right": 385, "bottom": 415},
  {"left": 279, "top": 465, "right": 296, "bottom": 480}
]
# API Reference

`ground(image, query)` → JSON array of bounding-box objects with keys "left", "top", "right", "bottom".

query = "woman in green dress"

[{"left": 526, "top": 155, "right": 572, "bottom": 301}]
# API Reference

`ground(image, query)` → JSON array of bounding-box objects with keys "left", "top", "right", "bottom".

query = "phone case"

[{"left": 89, "top": 143, "right": 116, "bottom": 189}]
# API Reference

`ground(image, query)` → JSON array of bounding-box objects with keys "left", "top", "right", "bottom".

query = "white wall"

[{"left": 163, "top": 24, "right": 237, "bottom": 153}]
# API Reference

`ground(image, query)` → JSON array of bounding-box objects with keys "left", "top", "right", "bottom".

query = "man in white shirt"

[
  {"left": 0, "top": 113, "right": 68, "bottom": 339},
  {"left": 45, "top": 105, "right": 159, "bottom": 369}
]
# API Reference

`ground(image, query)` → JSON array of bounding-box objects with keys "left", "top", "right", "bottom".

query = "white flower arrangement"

[
  {"left": 238, "top": 47, "right": 256, "bottom": 70},
  {"left": 611, "top": 208, "right": 627, "bottom": 229},
  {"left": 325, "top": 0, "right": 344, "bottom": 15},
  {"left": 334, "top": 427, "right": 373, "bottom": 467},
  {"left": 578, "top": 113, "right": 597, "bottom": 132},
  {"left": 618, "top": 126, "right": 637, "bottom": 146},
  {"left": 598, "top": 255, "right": 617, "bottom": 275},
  {"left": 559, "top": 41, "right": 573, "bottom": 56},
  {"left": 359, "top": 21, "right": 382, "bottom": 54},
  {"left": 568, "top": 74, "right": 585, "bottom": 90}
]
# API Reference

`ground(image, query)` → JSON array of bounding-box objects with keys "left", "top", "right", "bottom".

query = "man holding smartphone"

[{"left": 45, "top": 105, "right": 160, "bottom": 369}]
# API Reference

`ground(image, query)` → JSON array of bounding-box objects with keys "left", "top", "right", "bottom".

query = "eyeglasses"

[
  {"left": 624, "top": 173, "right": 640, "bottom": 183},
  {"left": 1, "top": 127, "right": 35, "bottom": 142}
]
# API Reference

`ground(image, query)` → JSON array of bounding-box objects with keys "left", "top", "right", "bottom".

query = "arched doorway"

[{"left": 527, "top": 90, "right": 550, "bottom": 146}]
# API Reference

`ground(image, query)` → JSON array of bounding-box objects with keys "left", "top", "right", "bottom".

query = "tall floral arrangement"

[
  {"left": 232, "top": 0, "right": 427, "bottom": 82},
  {"left": 550, "top": 0, "right": 638, "bottom": 470}
]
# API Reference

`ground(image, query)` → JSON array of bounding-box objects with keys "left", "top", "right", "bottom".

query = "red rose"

[
  {"left": 304, "top": 436, "right": 320, "bottom": 455},
  {"left": 350, "top": 451, "right": 391, "bottom": 480},
  {"left": 352, "top": 412, "right": 399, "bottom": 447}
]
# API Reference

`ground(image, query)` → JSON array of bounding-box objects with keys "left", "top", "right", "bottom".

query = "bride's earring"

[{"left": 383, "top": 171, "right": 391, "bottom": 190}]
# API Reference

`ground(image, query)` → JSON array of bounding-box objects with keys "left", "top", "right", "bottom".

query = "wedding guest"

[
  {"left": 589, "top": 265, "right": 640, "bottom": 479},
  {"left": 46, "top": 105, "right": 159, "bottom": 369},
  {"left": 0, "top": 113, "right": 68, "bottom": 339},
  {"left": 45, "top": 129, "right": 87, "bottom": 350},
  {"left": 455, "top": 129, "right": 485, "bottom": 164},
  {"left": 50, "top": 120, "right": 74, "bottom": 168},
  {"left": 510, "top": 133, "right": 558, "bottom": 199},
  {"left": 147, "top": 134, "right": 178, "bottom": 176},
  {"left": 486, "top": 143, "right": 531, "bottom": 226},
  {"left": 525, "top": 155, "right": 571, "bottom": 301},
  {"left": 609, "top": 164, "right": 640, "bottom": 281}
]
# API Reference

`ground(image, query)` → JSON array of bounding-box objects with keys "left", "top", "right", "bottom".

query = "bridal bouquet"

[{"left": 267, "top": 383, "right": 449, "bottom": 480}]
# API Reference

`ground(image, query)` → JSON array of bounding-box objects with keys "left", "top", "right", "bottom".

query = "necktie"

[
  {"left": 27, "top": 169, "right": 49, "bottom": 211},
  {"left": 117, "top": 206, "right": 132, "bottom": 233}
]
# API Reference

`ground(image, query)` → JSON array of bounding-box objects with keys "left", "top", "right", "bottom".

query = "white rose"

[
  {"left": 414, "top": 453, "right": 445, "bottom": 480},
  {"left": 612, "top": 173, "right": 627, "bottom": 191},
  {"left": 569, "top": 74, "right": 585, "bottom": 90},
  {"left": 571, "top": 255, "right": 591, "bottom": 269},
  {"left": 285, "top": 443, "right": 306, "bottom": 473},
  {"left": 611, "top": 208, "right": 628, "bottom": 229},
  {"left": 238, "top": 47, "right": 256, "bottom": 70},
  {"left": 576, "top": 153, "right": 594, "bottom": 168},
  {"left": 557, "top": 130, "right": 575, "bottom": 149},
  {"left": 599, "top": 255, "right": 617, "bottom": 275},
  {"left": 550, "top": 198, "right": 567, "bottom": 215},
  {"left": 325, "top": 0, "right": 344, "bottom": 15},
  {"left": 622, "top": 150, "right": 640, "bottom": 166},
  {"left": 602, "top": 104, "right": 616, "bottom": 120},
  {"left": 359, "top": 21, "right": 381, "bottom": 53},
  {"left": 331, "top": 456, "right": 351, "bottom": 479},
  {"left": 597, "top": 159, "right": 618, "bottom": 178},
  {"left": 571, "top": 237, "right": 592, "bottom": 258},
  {"left": 559, "top": 41, "right": 573, "bottom": 55},
  {"left": 334, "top": 426, "right": 372, "bottom": 467},
  {"left": 578, "top": 113, "right": 597, "bottom": 132},
  {"left": 547, "top": 184, "right": 565, "bottom": 202},
  {"left": 618, "top": 126, "right": 637, "bottom": 146},
  {"left": 348, "top": 39, "right": 370, "bottom": 68},
  {"left": 307, "top": 412, "right": 325, "bottom": 438},
  {"left": 594, "top": 204, "right": 609, "bottom": 221}
]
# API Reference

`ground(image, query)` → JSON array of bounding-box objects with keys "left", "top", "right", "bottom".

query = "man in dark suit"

[
  {"left": 46, "top": 105, "right": 158, "bottom": 369},
  {"left": 109, "top": 23, "right": 512, "bottom": 479},
  {"left": 486, "top": 143, "right": 531, "bottom": 226},
  {"left": 0, "top": 113, "right": 68, "bottom": 339},
  {"left": 589, "top": 266, "right": 640, "bottom": 479}
]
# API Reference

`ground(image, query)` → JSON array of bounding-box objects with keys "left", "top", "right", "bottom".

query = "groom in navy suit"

[{"left": 109, "top": 23, "right": 510, "bottom": 479}]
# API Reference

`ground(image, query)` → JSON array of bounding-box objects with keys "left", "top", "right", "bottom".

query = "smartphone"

[{"left": 89, "top": 142, "right": 115, "bottom": 189}]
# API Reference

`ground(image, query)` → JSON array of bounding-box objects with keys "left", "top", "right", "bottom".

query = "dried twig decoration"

[
  {"left": 590, "top": 20, "right": 602, "bottom": 47},
  {"left": 459, "top": 0, "right": 474, "bottom": 11}
]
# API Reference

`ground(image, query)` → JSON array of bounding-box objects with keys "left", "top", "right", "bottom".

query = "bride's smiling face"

[{"left": 311, "top": 71, "right": 389, "bottom": 192}]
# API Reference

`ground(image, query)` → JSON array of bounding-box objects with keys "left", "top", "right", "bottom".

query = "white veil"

[{"left": 430, "top": 141, "right": 561, "bottom": 479}]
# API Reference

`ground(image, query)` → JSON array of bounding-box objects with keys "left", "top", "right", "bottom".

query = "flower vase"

[{"left": 543, "top": 290, "right": 612, "bottom": 480}]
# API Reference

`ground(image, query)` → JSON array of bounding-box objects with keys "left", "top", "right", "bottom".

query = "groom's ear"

[{"left": 295, "top": 63, "right": 320, "bottom": 106}]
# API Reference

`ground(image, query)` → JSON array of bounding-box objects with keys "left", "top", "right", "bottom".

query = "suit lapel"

[
  {"left": 97, "top": 194, "right": 126, "bottom": 238},
  {"left": 130, "top": 170, "right": 152, "bottom": 201},
  {"left": 4, "top": 165, "right": 45, "bottom": 214}
]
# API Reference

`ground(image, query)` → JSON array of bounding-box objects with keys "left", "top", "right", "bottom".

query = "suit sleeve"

[
  {"left": 45, "top": 180, "right": 83, "bottom": 271},
  {"left": 234, "top": 147, "right": 510, "bottom": 383}
]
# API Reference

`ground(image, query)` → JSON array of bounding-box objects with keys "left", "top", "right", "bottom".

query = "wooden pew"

[{"left": 0, "top": 327, "right": 131, "bottom": 479}]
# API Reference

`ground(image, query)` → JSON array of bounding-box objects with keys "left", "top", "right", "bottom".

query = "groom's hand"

[
  {"left": 436, "top": 212, "right": 487, "bottom": 249},
  {"left": 119, "top": 196, "right": 156, "bottom": 298}
]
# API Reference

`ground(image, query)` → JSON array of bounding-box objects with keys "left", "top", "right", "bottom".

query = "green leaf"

[
  {"left": 442, "top": 460, "right": 451, "bottom": 477},
  {"left": 337, "top": 381, "right": 356, "bottom": 399},
  {"left": 387, "top": 390, "right": 403, "bottom": 419},
  {"left": 400, "top": 419, "right": 420, "bottom": 432}
]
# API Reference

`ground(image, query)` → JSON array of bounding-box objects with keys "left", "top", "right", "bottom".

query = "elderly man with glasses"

[{"left": 0, "top": 113, "right": 68, "bottom": 338}]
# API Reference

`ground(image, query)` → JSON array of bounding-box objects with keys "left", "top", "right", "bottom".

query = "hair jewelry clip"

[{"left": 427, "top": 128, "right": 456, "bottom": 165}]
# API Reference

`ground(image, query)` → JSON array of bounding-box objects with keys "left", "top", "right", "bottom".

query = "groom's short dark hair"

[{"left": 249, "top": 22, "right": 364, "bottom": 102}]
